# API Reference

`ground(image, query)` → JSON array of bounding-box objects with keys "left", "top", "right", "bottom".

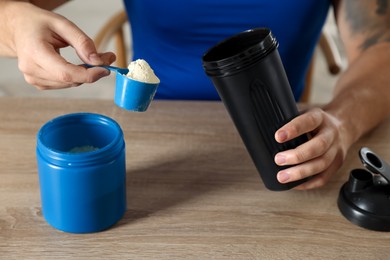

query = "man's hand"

[{"left": 1, "top": 1, "right": 116, "bottom": 89}]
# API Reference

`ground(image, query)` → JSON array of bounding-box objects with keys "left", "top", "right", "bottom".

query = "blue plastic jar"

[{"left": 36, "top": 113, "right": 126, "bottom": 233}]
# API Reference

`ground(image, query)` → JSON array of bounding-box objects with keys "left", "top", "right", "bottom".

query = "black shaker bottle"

[{"left": 202, "top": 28, "right": 309, "bottom": 191}]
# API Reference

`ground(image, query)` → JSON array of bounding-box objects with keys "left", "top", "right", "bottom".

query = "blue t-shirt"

[{"left": 123, "top": 0, "right": 331, "bottom": 101}]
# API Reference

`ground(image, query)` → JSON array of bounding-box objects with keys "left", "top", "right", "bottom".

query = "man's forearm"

[
  {"left": 328, "top": 0, "right": 390, "bottom": 147},
  {"left": 0, "top": 1, "right": 21, "bottom": 56},
  {"left": 324, "top": 42, "right": 390, "bottom": 149}
]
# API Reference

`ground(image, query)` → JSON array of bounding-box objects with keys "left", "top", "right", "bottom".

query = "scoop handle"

[{"left": 83, "top": 64, "right": 129, "bottom": 75}]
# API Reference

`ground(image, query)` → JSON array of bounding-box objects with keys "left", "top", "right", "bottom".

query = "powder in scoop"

[{"left": 126, "top": 59, "right": 160, "bottom": 84}]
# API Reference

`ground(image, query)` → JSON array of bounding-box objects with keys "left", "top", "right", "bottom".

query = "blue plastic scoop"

[{"left": 84, "top": 64, "right": 159, "bottom": 112}]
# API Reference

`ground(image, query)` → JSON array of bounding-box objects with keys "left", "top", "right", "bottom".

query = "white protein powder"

[
  {"left": 68, "top": 145, "right": 99, "bottom": 153},
  {"left": 126, "top": 59, "right": 160, "bottom": 84}
]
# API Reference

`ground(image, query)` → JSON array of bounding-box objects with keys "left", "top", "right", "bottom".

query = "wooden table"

[{"left": 1, "top": 97, "right": 390, "bottom": 259}]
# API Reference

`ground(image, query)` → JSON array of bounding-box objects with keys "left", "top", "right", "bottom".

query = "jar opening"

[
  {"left": 41, "top": 121, "right": 116, "bottom": 153},
  {"left": 37, "top": 113, "right": 124, "bottom": 166}
]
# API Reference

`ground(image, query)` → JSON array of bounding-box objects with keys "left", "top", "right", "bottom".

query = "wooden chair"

[
  {"left": 94, "top": 10, "right": 128, "bottom": 69},
  {"left": 94, "top": 10, "right": 343, "bottom": 102},
  {"left": 301, "top": 28, "right": 343, "bottom": 102}
]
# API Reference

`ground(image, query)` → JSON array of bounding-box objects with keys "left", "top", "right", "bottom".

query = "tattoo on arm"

[
  {"left": 376, "top": 0, "right": 388, "bottom": 15},
  {"left": 343, "top": 0, "right": 390, "bottom": 50}
]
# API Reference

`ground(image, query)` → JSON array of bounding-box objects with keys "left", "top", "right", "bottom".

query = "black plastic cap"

[{"left": 337, "top": 148, "right": 390, "bottom": 231}]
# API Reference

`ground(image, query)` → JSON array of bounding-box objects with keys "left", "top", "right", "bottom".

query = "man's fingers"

[
  {"left": 49, "top": 17, "right": 103, "bottom": 65},
  {"left": 24, "top": 66, "right": 111, "bottom": 89},
  {"left": 49, "top": 19, "right": 116, "bottom": 70},
  {"left": 275, "top": 108, "right": 324, "bottom": 143}
]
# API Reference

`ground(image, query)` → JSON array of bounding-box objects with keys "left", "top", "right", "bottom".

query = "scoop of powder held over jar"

[{"left": 126, "top": 59, "right": 160, "bottom": 84}]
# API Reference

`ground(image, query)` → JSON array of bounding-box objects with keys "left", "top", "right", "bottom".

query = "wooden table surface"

[{"left": 1, "top": 97, "right": 390, "bottom": 259}]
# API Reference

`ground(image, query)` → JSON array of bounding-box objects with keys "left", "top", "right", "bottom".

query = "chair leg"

[
  {"left": 115, "top": 29, "right": 127, "bottom": 68},
  {"left": 319, "top": 30, "right": 342, "bottom": 75},
  {"left": 94, "top": 10, "right": 129, "bottom": 68}
]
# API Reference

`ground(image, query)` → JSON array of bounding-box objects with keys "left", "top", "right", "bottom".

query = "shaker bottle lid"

[
  {"left": 202, "top": 28, "right": 278, "bottom": 77},
  {"left": 338, "top": 147, "right": 390, "bottom": 231}
]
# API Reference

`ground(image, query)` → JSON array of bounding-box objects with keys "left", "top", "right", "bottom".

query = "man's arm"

[
  {"left": 327, "top": 0, "right": 390, "bottom": 145},
  {"left": 334, "top": 0, "right": 390, "bottom": 61},
  {"left": 274, "top": 0, "right": 390, "bottom": 189}
]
